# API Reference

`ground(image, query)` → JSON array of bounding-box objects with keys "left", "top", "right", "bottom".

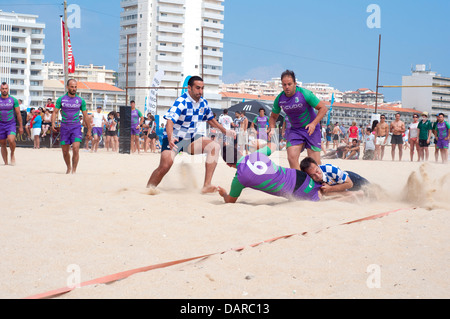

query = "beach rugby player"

[
  {"left": 52, "top": 79, "right": 92, "bottom": 174},
  {"left": 269, "top": 70, "right": 328, "bottom": 168},
  {"left": 0, "top": 82, "right": 23, "bottom": 165}
]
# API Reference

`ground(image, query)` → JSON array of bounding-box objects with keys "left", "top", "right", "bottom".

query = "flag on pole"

[
  {"left": 181, "top": 76, "right": 191, "bottom": 95},
  {"left": 327, "top": 93, "right": 335, "bottom": 126},
  {"left": 148, "top": 70, "right": 164, "bottom": 115},
  {"left": 61, "top": 18, "right": 75, "bottom": 74}
]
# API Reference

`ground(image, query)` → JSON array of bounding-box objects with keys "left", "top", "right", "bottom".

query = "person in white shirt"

[
  {"left": 363, "top": 127, "right": 376, "bottom": 160},
  {"left": 218, "top": 108, "right": 233, "bottom": 145},
  {"left": 92, "top": 106, "right": 106, "bottom": 152}
]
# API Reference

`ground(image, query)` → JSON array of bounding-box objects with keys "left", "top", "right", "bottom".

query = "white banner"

[{"left": 148, "top": 70, "right": 164, "bottom": 115}]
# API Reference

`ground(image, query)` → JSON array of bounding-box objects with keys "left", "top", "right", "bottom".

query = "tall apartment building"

[
  {"left": 42, "top": 62, "right": 117, "bottom": 86},
  {"left": 402, "top": 64, "right": 450, "bottom": 116},
  {"left": 221, "top": 79, "right": 344, "bottom": 103},
  {"left": 0, "top": 11, "right": 45, "bottom": 108},
  {"left": 343, "top": 88, "right": 384, "bottom": 105},
  {"left": 119, "top": 0, "right": 225, "bottom": 115}
]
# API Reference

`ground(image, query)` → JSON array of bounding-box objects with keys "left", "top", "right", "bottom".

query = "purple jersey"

[
  {"left": 55, "top": 94, "right": 87, "bottom": 127},
  {"left": 229, "top": 147, "right": 321, "bottom": 201},
  {"left": 434, "top": 121, "right": 450, "bottom": 140},
  {"left": 273, "top": 87, "right": 321, "bottom": 131},
  {"left": 0, "top": 95, "right": 19, "bottom": 123},
  {"left": 131, "top": 108, "right": 143, "bottom": 127}
]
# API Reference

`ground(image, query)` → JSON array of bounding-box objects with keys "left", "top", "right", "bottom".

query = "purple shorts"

[
  {"left": 93, "top": 127, "right": 103, "bottom": 136},
  {"left": 285, "top": 125, "right": 322, "bottom": 152},
  {"left": 0, "top": 121, "right": 17, "bottom": 140},
  {"left": 436, "top": 138, "right": 449, "bottom": 149},
  {"left": 131, "top": 127, "right": 140, "bottom": 136},
  {"left": 60, "top": 125, "right": 83, "bottom": 146},
  {"left": 257, "top": 129, "right": 268, "bottom": 141}
]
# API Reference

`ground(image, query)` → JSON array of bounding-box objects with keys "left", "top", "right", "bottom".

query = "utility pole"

[
  {"left": 125, "top": 34, "right": 130, "bottom": 105},
  {"left": 201, "top": 27, "right": 204, "bottom": 79},
  {"left": 375, "top": 34, "right": 381, "bottom": 114},
  {"left": 63, "top": 0, "right": 69, "bottom": 92}
]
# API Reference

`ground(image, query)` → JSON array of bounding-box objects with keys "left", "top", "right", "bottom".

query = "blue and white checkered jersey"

[
  {"left": 319, "top": 164, "right": 349, "bottom": 185},
  {"left": 163, "top": 93, "right": 214, "bottom": 139}
]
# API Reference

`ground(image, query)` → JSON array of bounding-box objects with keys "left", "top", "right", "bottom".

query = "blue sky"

[{"left": 1, "top": 0, "right": 449, "bottom": 102}]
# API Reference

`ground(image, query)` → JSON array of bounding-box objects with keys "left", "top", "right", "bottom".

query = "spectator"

[
  {"left": 363, "top": 127, "right": 376, "bottom": 160},
  {"left": 41, "top": 108, "right": 52, "bottom": 138},
  {"left": 46, "top": 98, "right": 55, "bottom": 111},
  {"left": 31, "top": 109, "right": 42, "bottom": 149},
  {"left": 344, "top": 138, "right": 360, "bottom": 160}
]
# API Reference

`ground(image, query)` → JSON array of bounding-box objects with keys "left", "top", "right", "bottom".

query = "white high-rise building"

[
  {"left": 0, "top": 11, "right": 45, "bottom": 108},
  {"left": 119, "top": 0, "right": 224, "bottom": 115},
  {"left": 42, "top": 62, "right": 117, "bottom": 86},
  {"left": 402, "top": 64, "right": 450, "bottom": 116}
]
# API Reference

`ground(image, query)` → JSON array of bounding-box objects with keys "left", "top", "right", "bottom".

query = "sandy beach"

[{"left": 0, "top": 146, "right": 449, "bottom": 299}]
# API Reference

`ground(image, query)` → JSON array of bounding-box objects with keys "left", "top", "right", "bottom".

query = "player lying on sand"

[{"left": 217, "top": 140, "right": 361, "bottom": 203}]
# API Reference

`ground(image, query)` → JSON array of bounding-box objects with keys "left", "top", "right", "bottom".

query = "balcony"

[
  {"left": 158, "top": 5, "right": 185, "bottom": 15},
  {"left": 157, "top": 45, "right": 183, "bottom": 53},
  {"left": 157, "top": 15, "right": 185, "bottom": 24},
  {"left": 157, "top": 35, "right": 183, "bottom": 43},
  {"left": 156, "top": 54, "right": 182, "bottom": 63},
  {"left": 158, "top": 0, "right": 185, "bottom": 5},
  {"left": 157, "top": 25, "right": 184, "bottom": 34},
  {"left": 202, "top": 21, "right": 224, "bottom": 30}
]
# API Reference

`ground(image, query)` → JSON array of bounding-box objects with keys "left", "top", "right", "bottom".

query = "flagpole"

[{"left": 64, "top": 0, "right": 69, "bottom": 92}]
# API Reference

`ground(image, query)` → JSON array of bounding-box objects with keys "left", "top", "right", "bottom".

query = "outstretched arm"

[{"left": 217, "top": 186, "right": 238, "bottom": 203}]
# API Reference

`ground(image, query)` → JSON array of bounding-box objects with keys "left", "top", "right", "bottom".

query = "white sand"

[{"left": 0, "top": 147, "right": 449, "bottom": 299}]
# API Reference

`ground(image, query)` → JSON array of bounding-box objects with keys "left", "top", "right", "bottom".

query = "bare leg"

[
  {"left": 194, "top": 139, "right": 220, "bottom": 193},
  {"left": 307, "top": 148, "right": 321, "bottom": 165},
  {"left": 147, "top": 150, "right": 176, "bottom": 188},
  {"left": 61, "top": 145, "right": 72, "bottom": 174},
  {"left": 1, "top": 139, "right": 8, "bottom": 165},
  {"left": 286, "top": 144, "right": 303, "bottom": 170},
  {"left": 71, "top": 142, "right": 81, "bottom": 174},
  {"left": 7, "top": 135, "right": 16, "bottom": 165}
]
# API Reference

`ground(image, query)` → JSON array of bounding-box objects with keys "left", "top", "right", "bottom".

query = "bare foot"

[
  {"left": 201, "top": 185, "right": 217, "bottom": 194},
  {"left": 147, "top": 186, "right": 160, "bottom": 195},
  {"left": 10, "top": 154, "right": 15, "bottom": 166},
  {"left": 66, "top": 167, "right": 72, "bottom": 174}
]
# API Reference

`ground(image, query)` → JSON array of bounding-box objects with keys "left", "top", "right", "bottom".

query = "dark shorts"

[
  {"left": 391, "top": 134, "right": 403, "bottom": 144},
  {"left": 106, "top": 130, "right": 117, "bottom": 137},
  {"left": 333, "top": 134, "right": 339, "bottom": 141},
  {"left": 346, "top": 171, "right": 370, "bottom": 191},
  {"left": 326, "top": 135, "right": 332, "bottom": 142},
  {"left": 60, "top": 125, "right": 83, "bottom": 146},
  {"left": 0, "top": 121, "right": 16, "bottom": 140},
  {"left": 161, "top": 134, "right": 203, "bottom": 154},
  {"left": 148, "top": 133, "right": 157, "bottom": 139},
  {"left": 419, "top": 139, "right": 429, "bottom": 148}
]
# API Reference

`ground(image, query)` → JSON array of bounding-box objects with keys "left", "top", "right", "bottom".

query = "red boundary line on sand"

[{"left": 24, "top": 207, "right": 416, "bottom": 299}]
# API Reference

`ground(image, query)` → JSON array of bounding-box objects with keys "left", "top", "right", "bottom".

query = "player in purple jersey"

[
  {"left": 268, "top": 70, "right": 328, "bottom": 169},
  {"left": 217, "top": 140, "right": 323, "bottom": 203},
  {"left": 0, "top": 82, "right": 23, "bottom": 165},
  {"left": 432, "top": 113, "right": 450, "bottom": 164},
  {"left": 52, "top": 79, "right": 92, "bottom": 174},
  {"left": 130, "top": 101, "right": 144, "bottom": 154}
]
